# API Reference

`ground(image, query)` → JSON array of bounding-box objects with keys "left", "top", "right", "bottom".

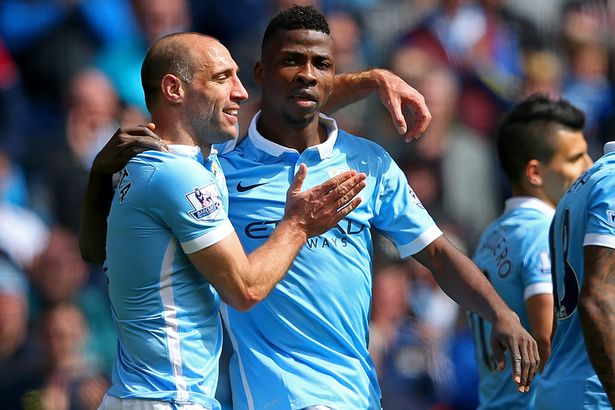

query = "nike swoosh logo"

[{"left": 236, "top": 181, "right": 268, "bottom": 192}]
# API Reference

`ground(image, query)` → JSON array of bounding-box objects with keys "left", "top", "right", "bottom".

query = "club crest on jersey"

[
  {"left": 608, "top": 210, "right": 615, "bottom": 227},
  {"left": 328, "top": 168, "right": 348, "bottom": 178},
  {"left": 185, "top": 184, "right": 221, "bottom": 221}
]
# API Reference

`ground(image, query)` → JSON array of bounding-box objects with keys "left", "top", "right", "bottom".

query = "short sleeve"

[
  {"left": 371, "top": 152, "right": 442, "bottom": 258},
  {"left": 521, "top": 230, "right": 553, "bottom": 300},
  {"left": 584, "top": 172, "right": 615, "bottom": 249},
  {"left": 146, "top": 156, "right": 234, "bottom": 254}
]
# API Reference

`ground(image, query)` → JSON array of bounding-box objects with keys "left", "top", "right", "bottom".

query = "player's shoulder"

[
  {"left": 508, "top": 210, "right": 551, "bottom": 246},
  {"left": 129, "top": 151, "right": 213, "bottom": 185},
  {"left": 336, "top": 129, "right": 389, "bottom": 155},
  {"left": 480, "top": 209, "right": 549, "bottom": 251},
  {"left": 335, "top": 129, "right": 399, "bottom": 175},
  {"left": 590, "top": 157, "right": 615, "bottom": 190}
]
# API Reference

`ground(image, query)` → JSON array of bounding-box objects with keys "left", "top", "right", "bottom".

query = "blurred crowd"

[{"left": 0, "top": 0, "right": 613, "bottom": 409}]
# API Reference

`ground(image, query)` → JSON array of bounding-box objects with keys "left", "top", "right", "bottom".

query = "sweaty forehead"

[
  {"left": 265, "top": 29, "right": 333, "bottom": 55},
  {"left": 199, "top": 41, "right": 237, "bottom": 71}
]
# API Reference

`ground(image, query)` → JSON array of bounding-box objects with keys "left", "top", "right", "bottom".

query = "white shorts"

[{"left": 97, "top": 394, "right": 211, "bottom": 410}]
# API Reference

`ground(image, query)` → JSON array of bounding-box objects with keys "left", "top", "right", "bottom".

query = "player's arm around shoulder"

[
  {"left": 79, "top": 125, "right": 167, "bottom": 263},
  {"left": 188, "top": 165, "right": 367, "bottom": 311}
]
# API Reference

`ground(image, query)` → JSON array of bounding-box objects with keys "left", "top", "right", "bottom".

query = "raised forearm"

[
  {"left": 79, "top": 170, "right": 113, "bottom": 264},
  {"left": 324, "top": 69, "right": 383, "bottom": 114},
  {"left": 580, "top": 246, "right": 615, "bottom": 404},
  {"left": 241, "top": 219, "right": 307, "bottom": 304}
]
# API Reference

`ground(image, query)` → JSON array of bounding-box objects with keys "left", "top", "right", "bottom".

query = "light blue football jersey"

[
  {"left": 219, "top": 113, "right": 442, "bottom": 410},
  {"left": 535, "top": 142, "right": 615, "bottom": 410},
  {"left": 105, "top": 145, "right": 233, "bottom": 409},
  {"left": 470, "top": 197, "right": 554, "bottom": 410}
]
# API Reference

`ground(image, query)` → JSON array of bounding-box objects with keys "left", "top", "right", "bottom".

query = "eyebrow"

[
  {"left": 280, "top": 50, "right": 333, "bottom": 59},
  {"left": 208, "top": 66, "right": 239, "bottom": 78}
]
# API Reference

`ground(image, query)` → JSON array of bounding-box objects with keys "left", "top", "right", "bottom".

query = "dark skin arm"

[
  {"left": 579, "top": 245, "right": 615, "bottom": 405},
  {"left": 326, "top": 69, "right": 431, "bottom": 141},
  {"left": 79, "top": 125, "right": 166, "bottom": 263},
  {"left": 237, "top": 68, "right": 431, "bottom": 142},
  {"left": 415, "top": 236, "right": 539, "bottom": 392},
  {"left": 79, "top": 70, "right": 430, "bottom": 262}
]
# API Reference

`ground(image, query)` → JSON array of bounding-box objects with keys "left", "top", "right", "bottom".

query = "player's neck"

[
  {"left": 257, "top": 111, "right": 326, "bottom": 152},
  {"left": 511, "top": 186, "right": 556, "bottom": 209},
  {"left": 153, "top": 117, "right": 211, "bottom": 157}
]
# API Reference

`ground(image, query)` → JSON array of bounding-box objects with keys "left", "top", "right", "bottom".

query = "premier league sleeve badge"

[{"left": 185, "top": 184, "right": 222, "bottom": 221}]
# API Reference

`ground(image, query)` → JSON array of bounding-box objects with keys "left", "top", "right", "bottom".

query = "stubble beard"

[{"left": 191, "top": 110, "right": 236, "bottom": 145}]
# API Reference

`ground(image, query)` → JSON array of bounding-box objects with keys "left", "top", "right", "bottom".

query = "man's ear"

[
  {"left": 161, "top": 74, "right": 184, "bottom": 104},
  {"left": 255, "top": 61, "right": 264, "bottom": 85},
  {"left": 526, "top": 159, "right": 544, "bottom": 187}
]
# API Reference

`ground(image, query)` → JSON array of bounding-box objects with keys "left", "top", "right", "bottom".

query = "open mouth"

[{"left": 222, "top": 107, "right": 240, "bottom": 121}]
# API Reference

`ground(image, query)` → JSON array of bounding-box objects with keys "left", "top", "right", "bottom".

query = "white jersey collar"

[
  {"left": 247, "top": 111, "right": 338, "bottom": 159},
  {"left": 168, "top": 144, "right": 216, "bottom": 159},
  {"left": 504, "top": 196, "right": 555, "bottom": 217},
  {"left": 604, "top": 141, "right": 615, "bottom": 154}
]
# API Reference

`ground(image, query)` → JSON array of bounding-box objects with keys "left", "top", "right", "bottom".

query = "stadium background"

[{"left": 0, "top": 0, "right": 613, "bottom": 409}]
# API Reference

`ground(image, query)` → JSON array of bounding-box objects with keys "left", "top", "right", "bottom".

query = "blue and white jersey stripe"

[
  {"left": 471, "top": 196, "right": 554, "bottom": 410},
  {"left": 535, "top": 142, "right": 615, "bottom": 410},
  {"left": 219, "top": 113, "right": 441, "bottom": 410},
  {"left": 105, "top": 145, "right": 232, "bottom": 409}
]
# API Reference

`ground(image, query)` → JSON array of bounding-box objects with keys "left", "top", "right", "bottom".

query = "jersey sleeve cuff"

[
  {"left": 181, "top": 219, "right": 235, "bottom": 254},
  {"left": 397, "top": 225, "right": 443, "bottom": 258},
  {"left": 524, "top": 282, "right": 553, "bottom": 301},
  {"left": 583, "top": 233, "right": 615, "bottom": 249}
]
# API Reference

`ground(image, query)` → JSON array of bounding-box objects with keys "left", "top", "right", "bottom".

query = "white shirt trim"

[
  {"left": 159, "top": 239, "right": 190, "bottom": 403},
  {"left": 220, "top": 304, "right": 255, "bottom": 410},
  {"left": 604, "top": 141, "right": 615, "bottom": 154},
  {"left": 247, "top": 112, "right": 339, "bottom": 159},
  {"left": 584, "top": 233, "right": 615, "bottom": 249},
  {"left": 503, "top": 197, "right": 555, "bottom": 217},
  {"left": 524, "top": 282, "right": 553, "bottom": 301},
  {"left": 397, "top": 225, "right": 443, "bottom": 258},
  {"left": 169, "top": 144, "right": 217, "bottom": 159},
  {"left": 180, "top": 219, "right": 235, "bottom": 254}
]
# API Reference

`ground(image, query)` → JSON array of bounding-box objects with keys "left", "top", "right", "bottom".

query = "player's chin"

[
  {"left": 284, "top": 110, "right": 318, "bottom": 127},
  {"left": 216, "top": 128, "right": 239, "bottom": 143}
]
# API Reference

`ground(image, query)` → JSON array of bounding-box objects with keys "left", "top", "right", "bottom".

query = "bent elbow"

[{"left": 225, "top": 288, "right": 265, "bottom": 312}]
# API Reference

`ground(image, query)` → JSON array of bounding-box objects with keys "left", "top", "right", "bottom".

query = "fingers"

[
  {"left": 309, "top": 169, "right": 357, "bottom": 195},
  {"left": 385, "top": 93, "right": 408, "bottom": 135},
  {"left": 336, "top": 196, "right": 362, "bottom": 219},
  {"left": 290, "top": 163, "right": 308, "bottom": 195},
  {"left": 118, "top": 125, "right": 168, "bottom": 152},
  {"left": 329, "top": 174, "right": 367, "bottom": 208},
  {"left": 517, "top": 341, "right": 529, "bottom": 392},
  {"left": 402, "top": 98, "right": 431, "bottom": 143},
  {"left": 491, "top": 339, "right": 506, "bottom": 373},
  {"left": 520, "top": 338, "right": 539, "bottom": 392}
]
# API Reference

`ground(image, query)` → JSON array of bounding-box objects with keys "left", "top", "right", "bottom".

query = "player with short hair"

[
  {"left": 470, "top": 94, "right": 592, "bottom": 409},
  {"left": 535, "top": 139, "right": 615, "bottom": 409},
  {"left": 82, "top": 6, "right": 539, "bottom": 410},
  {"left": 95, "top": 32, "right": 367, "bottom": 410},
  {"left": 216, "top": 6, "right": 537, "bottom": 409}
]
